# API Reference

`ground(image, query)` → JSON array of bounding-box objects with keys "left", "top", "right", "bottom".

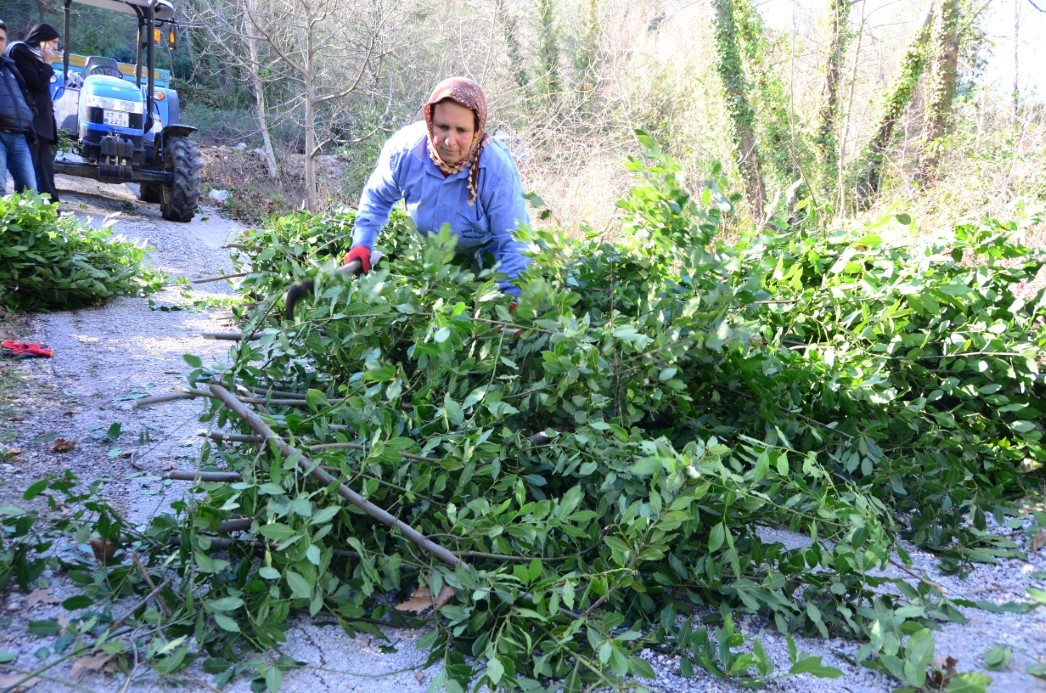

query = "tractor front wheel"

[{"left": 160, "top": 136, "right": 201, "bottom": 222}]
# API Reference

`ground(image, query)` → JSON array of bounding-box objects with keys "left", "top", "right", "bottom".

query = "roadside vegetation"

[{"left": 0, "top": 0, "right": 1044, "bottom": 691}]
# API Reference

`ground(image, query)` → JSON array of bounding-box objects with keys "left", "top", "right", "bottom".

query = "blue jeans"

[{"left": 0, "top": 131, "right": 37, "bottom": 194}]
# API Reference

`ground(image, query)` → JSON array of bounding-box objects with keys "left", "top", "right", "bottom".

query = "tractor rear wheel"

[
  {"left": 138, "top": 183, "right": 161, "bottom": 203},
  {"left": 160, "top": 136, "right": 201, "bottom": 222}
]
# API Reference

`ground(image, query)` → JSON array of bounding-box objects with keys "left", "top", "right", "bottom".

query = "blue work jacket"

[{"left": 352, "top": 121, "right": 531, "bottom": 295}]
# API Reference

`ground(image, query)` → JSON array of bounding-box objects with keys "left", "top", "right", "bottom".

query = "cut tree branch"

[{"left": 208, "top": 383, "right": 464, "bottom": 569}]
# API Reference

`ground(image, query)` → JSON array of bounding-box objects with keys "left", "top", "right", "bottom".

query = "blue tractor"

[{"left": 51, "top": 0, "right": 201, "bottom": 221}]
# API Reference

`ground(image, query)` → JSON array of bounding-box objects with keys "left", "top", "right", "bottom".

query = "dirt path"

[{"left": 1, "top": 176, "right": 1044, "bottom": 692}]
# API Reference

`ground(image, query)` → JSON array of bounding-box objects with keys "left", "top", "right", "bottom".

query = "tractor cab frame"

[{"left": 52, "top": 0, "right": 201, "bottom": 221}]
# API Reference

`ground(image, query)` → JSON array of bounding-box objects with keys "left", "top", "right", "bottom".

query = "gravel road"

[{"left": 0, "top": 176, "right": 1043, "bottom": 692}]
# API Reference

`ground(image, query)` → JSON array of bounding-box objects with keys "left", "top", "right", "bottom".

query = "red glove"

[
  {"left": 1, "top": 340, "right": 53, "bottom": 358},
  {"left": 343, "top": 246, "right": 371, "bottom": 273}
]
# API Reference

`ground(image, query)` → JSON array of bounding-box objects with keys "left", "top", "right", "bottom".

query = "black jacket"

[
  {"left": 6, "top": 42, "right": 57, "bottom": 142},
  {"left": 0, "top": 55, "right": 36, "bottom": 135}
]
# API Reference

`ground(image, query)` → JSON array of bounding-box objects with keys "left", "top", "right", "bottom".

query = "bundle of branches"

[
  {"left": 162, "top": 142, "right": 1044, "bottom": 690},
  {"left": 0, "top": 192, "right": 165, "bottom": 312}
]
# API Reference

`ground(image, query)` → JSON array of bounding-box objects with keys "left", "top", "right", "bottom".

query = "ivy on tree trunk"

[
  {"left": 711, "top": 0, "right": 767, "bottom": 222},
  {"left": 853, "top": 8, "right": 934, "bottom": 208},
  {"left": 919, "top": 0, "right": 961, "bottom": 183},
  {"left": 814, "top": 0, "right": 851, "bottom": 202}
]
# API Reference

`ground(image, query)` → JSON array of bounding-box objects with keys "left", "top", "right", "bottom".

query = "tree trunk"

[
  {"left": 853, "top": 8, "right": 934, "bottom": 208},
  {"left": 711, "top": 0, "right": 766, "bottom": 222},
  {"left": 244, "top": 0, "right": 280, "bottom": 180},
  {"left": 305, "top": 41, "right": 318, "bottom": 212},
  {"left": 536, "top": 0, "right": 561, "bottom": 102},
  {"left": 918, "top": 0, "right": 960, "bottom": 182},
  {"left": 815, "top": 0, "right": 850, "bottom": 198},
  {"left": 495, "top": 0, "right": 528, "bottom": 91}
]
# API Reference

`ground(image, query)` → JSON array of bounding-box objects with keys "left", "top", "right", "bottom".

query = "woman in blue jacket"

[{"left": 344, "top": 77, "right": 530, "bottom": 297}]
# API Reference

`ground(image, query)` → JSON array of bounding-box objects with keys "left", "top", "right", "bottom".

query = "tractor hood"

[{"left": 83, "top": 74, "right": 145, "bottom": 105}]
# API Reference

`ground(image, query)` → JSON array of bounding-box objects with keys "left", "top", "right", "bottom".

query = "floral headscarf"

[{"left": 423, "top": 77, "right": 490, "bottom": 205}]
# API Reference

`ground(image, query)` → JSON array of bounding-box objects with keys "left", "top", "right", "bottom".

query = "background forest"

[{"left": 2, "top": 0, "right": 1042, "bottom": 234}]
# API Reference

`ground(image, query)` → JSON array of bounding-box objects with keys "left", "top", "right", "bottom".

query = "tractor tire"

[
  {"left": 160, "top": 137, "right": 201, "bottom": 222},
  {"left": 138, "top": 183, "right": 162, "bottom": 203}
]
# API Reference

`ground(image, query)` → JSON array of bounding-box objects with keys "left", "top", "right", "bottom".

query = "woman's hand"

[{"left": 343, "top": 246, "right": 371, "bottom": 273}]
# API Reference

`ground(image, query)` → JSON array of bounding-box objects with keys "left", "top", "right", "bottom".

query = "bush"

[{"left": 0, "top": 192, "right": 166, "bottom": 312}]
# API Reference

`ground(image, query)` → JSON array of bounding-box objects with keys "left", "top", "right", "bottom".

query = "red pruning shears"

[{"left": 1, "top": 340, "right": 53, "bottom": 358}]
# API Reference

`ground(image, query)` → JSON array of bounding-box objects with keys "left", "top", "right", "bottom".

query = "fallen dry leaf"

[
  {"left": 1, "top": 444, "right": 22, "bottom": 458},
  {"left": 26, "top": 587, "right": 59, "bottom": 607},
  {"left": 1030, "top": 529, "right": 1046, "bottom": 552},
  {"left": 433, "top": 584, "right": 456, "bottom": 610},
  {"left": 394, "top": 584, "right": 456, "bottom": 614},
  {"left": 51, "top": 438, "right": 77, "bottom": 453},
  {"left": 395, "top": 586, "right": 432, "bottom": 613},
  {"left": 70, "top": 651, "right": 119, "bottom": 678},
  {"left": 415, "top": 671, "right": 424, "bottom": 684},
  {"left": 89, "top": 537, "right": 119, "bottom": 564},
  {"left": 0, "top": 673, "right": 40, "bottom": 691}
]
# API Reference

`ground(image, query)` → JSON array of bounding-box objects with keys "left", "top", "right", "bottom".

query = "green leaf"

[
  {"left": 23, "top": 479, "right": 48, "bottom": 500},
  {"left": 983, "top": 645, "right": 1011, "bottom": 671},
  {"left": 265, "top": 665, "right": 282, "bottom": 692},
  {"left": 486, "top": 657, "right": 505, "bottom": 686},
  {"left": 708, "top": 523, "right": 726, "bottom": 552},
  {"left": 903, "top": 629, "right": 935, "bottom": 686},
  {"left": 258, "top": 523, "right": 297, "bottom": 540},
  {"left": 28, "top": 619, "right": 61, "bottom": 637},
  {"left": 309, "top": 506, "right": 339, "bottom": 525},
  {"left": 213, "top": 613, "right": 241, "bottom": 632},
  {"left": 61, "top": 595, "right": 93, "bottom": 610},
  {"left": 207, "top": 597, "right": 245, "bottom": 612},
  {"left": 285, "top": 570, "right": 313, "bottom": 599},
  {"left": 945, "top": 672, "right": 992, "bottom": 692},
  {"left": 788, "top": 655, "right": 843, "bottom": 678},
  {"left": 183, "top": 354, "right": 202, "bottom": 368}
]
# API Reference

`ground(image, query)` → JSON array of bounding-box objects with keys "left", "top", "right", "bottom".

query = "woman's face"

[{"left": 430, "top": 100, "right": 475, "bottom": 165}]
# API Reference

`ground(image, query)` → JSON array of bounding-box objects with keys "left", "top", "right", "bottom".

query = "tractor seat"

[{"left": 83, "top": 56, "right": 124, "bottom": 79}]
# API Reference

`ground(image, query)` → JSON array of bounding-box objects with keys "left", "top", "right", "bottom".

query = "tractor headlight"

[{"left": 85, "top": 95, "right": 144, "bottom": 114}]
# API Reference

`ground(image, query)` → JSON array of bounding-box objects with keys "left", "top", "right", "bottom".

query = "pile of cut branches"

[
  {"left": 0, "top": 192, "right": 165, "bottom": 312},
  {"left": 154, "top": 140, "right": 1043, "bottom": 690}
]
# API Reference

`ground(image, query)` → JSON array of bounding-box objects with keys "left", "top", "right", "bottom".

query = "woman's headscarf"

[
  {"left": 423, "top": 77, "right": 490, "bottom": 205},
  {"left": 23, "top": 23, "right": 60, "bottom": 61},
  {"left": 25, "top": 23, "right": 60, "bottom": 46}
]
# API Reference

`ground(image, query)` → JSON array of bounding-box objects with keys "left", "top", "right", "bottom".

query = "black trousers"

[{"left": 29, "top": 137, "right": 59, "bottom": 204}]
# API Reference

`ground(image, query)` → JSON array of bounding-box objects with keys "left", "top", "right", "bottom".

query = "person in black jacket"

[
  {"left": 0, "top": 19, "right": 37, "bottom": 194},
  {"left": 7, "top": 23, "right": 59, "bottom": 203}
]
